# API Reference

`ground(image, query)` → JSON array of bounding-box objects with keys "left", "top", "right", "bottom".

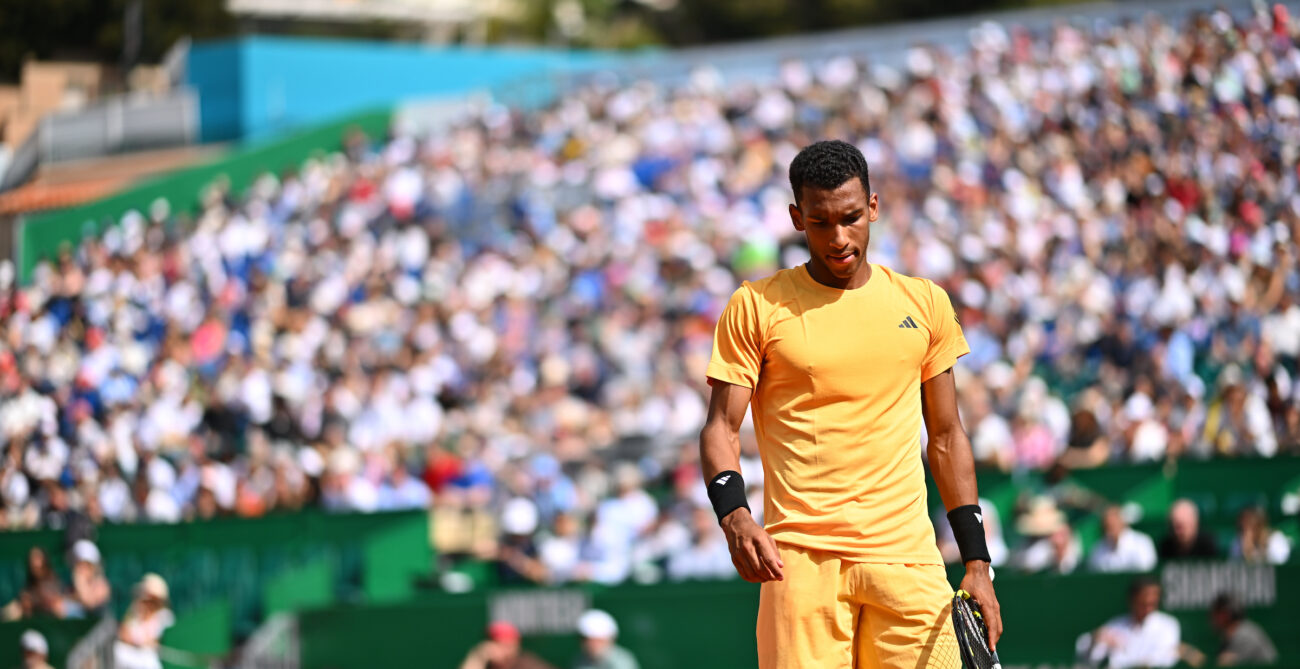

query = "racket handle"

[{"left": 991, "top": 650, "right": 1002, "bottom": 669}]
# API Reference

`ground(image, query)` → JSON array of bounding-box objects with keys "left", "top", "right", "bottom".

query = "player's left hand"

[{"left": 958, "top": 561, "right": 1002, "bottom": 652}]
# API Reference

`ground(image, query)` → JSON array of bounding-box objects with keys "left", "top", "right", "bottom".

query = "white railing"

[
  {"left": 238, "top": 613, "right": 300, "bottom": 669},
  {"left": 67, "top": 616, "right": 118, "bottom": 669},
  {"left": 0, "top": 127, "right": 40, "bottom": 191},
  {"left": 0, "top": 88, "right": 198, "bottom": 193}
]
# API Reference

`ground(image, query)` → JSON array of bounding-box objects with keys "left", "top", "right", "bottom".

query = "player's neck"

[{"left": 804, "top": 260, "right": 872, "bottom": 290}]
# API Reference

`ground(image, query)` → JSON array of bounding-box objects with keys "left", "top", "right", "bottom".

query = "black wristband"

[
  {"left": 947, "top": 504, "right": 992, "bottom": 564},
  {"left": 707, "top": 470, "right": 750, "bottom": 523}
]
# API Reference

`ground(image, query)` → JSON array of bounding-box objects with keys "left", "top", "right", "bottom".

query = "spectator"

[
  {"left": 585, "top": 465, "right": 658, "bottom": 585},
  {"left": 1079, "top": 577, "right": 1179, "bottom": 668},
  {"left": 1157, "top": 499, "right": 1220, "bottom": 561},
  {"left": 1057, "top": 407, "right": 1110, "bottom": 469},
  {"left": 2, "top": 547, "right": 65, "bottom": 620},
  {"left": 538, "top": 511, "right": 588, "bottom": 584},
  {"left": 1088, "top": 506, "right": 1158, "bottom": 573},
  {"left": 628, "top": 509, "right": 691, "bottom": 579},
  {"left": 460, "top": 621, "right": 555, "bottom": 669},
  {"left": 1229, "top": 507, "right": 1291, "bottom": 565},
  {"left": 65, "top": 540, "right": 111, "bottom": 618},
  {"left": 572, "top": 610, "right": 639, "bottom": 669},
  {"left": 665, "top": 506, "right": 734, "bottom": 581},
  {"left": 1203, "top": 366, "right": 1278, "bottom": 457},
  {"left": 114, "top": 574, "right": 174, "bottom": 669},
  {"left": 596, "top": 466, "right": 658, "bottom": 547},
  {"left": 1208, "top": 593, "right": 1278, "bottom": 666},
  {"left": 377, "top": 457, "right": 433, "bottom": 511},
  {"left": 19, "top": 629, "right": 53, "bottom": 669},
  {"left": 1014, "top": 498, "right": 1080, "bottom": 574},
  {"left": 529, "top": 455, "right": 579, "bottom": 528},
  {"left": 497, "top": 497, "right": 546, "bottom": 585}
]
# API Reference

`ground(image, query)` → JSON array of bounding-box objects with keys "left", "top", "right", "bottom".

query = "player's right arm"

[{"left": 700, "top": 380, "right": 783, "bottom": 583}]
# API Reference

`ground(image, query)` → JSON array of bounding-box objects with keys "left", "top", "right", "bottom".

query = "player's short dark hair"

[
  {"left": 1210, "top": 593, "right": 1244, "bottom": 621},
  {"left": 1129, "top": 575, "right": 1160, "bottom": 599},
  {"left": 788, "top": 140, "right": 870, "bottom": 203}
]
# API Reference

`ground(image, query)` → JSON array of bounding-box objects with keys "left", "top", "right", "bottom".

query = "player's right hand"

[{"left": 720, "top": 508, "right": 784, "bottom": 583}]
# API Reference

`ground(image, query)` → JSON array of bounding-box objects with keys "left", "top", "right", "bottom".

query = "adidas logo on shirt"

[{"left": 898, "top": 316, "right": 919, "bottom": 329}]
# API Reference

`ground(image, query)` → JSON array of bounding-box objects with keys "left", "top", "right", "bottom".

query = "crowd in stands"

[
  {"left": 0, "top": 5, "right": 1298, "bottom": 601},
  {"left": 3, "top": 543, "right": 109, "bottom": 621},
  {"left": 4, "top": 542, "right": 172, "bottom": 667}
]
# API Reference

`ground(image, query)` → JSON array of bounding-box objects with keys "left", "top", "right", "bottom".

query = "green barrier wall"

[
  {"left": 363, "top": 515, "right": 435, "bottom": 604},
  {"left": 264, "top": 558, "right": 336, "bottom": 618},
  {"left": 0, "top": 510, "right": 429, "bottom": 641},
  {"left": 0, "top": 617, "right": 97, "bottom": 668},
  {"left": 923, "top": 458, "right": 1300, "bottom": 557},
  {"left": 301, "top": 579, "right": 761, "bottom": 669},
  {"left": 299, "top": 565, "right": 1300, "bottom": 669},
  {"left": 161, "top": 598, "right": 233, "bottom": 669},
  {"left": 16, "top": 108, "right": 392, "bottom": 283}
]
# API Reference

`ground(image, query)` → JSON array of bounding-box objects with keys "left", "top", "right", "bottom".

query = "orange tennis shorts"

[{"left": 757, "top": 544, "right": 961, "bottom": 669}]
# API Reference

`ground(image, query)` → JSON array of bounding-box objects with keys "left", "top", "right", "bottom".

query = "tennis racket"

[{"left": 952, "top": 589, "right": 1001, "bottom": 669}]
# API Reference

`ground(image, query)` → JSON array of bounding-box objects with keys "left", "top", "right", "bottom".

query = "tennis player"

[{"left": 701, "top": 140, "right": 1002, "bottom": 668}]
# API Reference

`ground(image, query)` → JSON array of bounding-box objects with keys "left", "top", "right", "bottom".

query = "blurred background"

[{"left": 0, "top": 0, "right": 1299, "bottom": 668}]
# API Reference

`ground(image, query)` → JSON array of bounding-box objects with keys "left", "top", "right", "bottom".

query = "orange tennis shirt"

[{"left": 707, "top": 263, "right": 970, "bottom": 564}]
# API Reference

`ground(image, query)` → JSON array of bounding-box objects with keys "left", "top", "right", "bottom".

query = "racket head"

[{"left": 952, "top": 590, "right": 1001, "bottom": 669}]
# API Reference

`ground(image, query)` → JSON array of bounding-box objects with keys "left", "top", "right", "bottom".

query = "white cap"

[
  {"left": 577, "top": 609, "right": 618, "bottom": 640},
  {"left": 72, "top": 539, "right": 101, "bottom": 565},
  {"left": 500, "top": 497, "right": 539, "bottom": 536},
  {"left": 21, "top": 630, "right": 48, "bottom": 656}
]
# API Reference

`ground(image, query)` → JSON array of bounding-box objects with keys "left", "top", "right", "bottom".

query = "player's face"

[{"left": 790, "top": 178, "right": 878, "bottom": 289}]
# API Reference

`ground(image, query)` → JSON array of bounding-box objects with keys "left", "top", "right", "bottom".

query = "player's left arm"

[{"left": 922, "top": 367, "right": 1003, "bottom": 651}]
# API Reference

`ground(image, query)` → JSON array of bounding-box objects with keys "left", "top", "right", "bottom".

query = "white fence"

[
  {"left": 237, "top": 613, "right": 300, "bottom": 669},
  {"left": 66, "top": 617, "right": 117, "bottom": 669}
]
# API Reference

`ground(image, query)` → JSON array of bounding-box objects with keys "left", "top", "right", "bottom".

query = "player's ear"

[
  {"left": 867, "top": 192, "right": 879, "bottom": 223},
  {"left": 789, "top": 203, "right": 805, "bottom": 232}
]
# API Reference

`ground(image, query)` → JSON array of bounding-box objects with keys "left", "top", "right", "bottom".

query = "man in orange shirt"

[{"left": 701, "top": 140, "right": 1001, "bottom": 668}]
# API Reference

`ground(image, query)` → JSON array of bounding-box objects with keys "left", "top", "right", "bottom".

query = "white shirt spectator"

[
  {"left": 1089, "top": 528, "right": 1158, "bottom": 573},
  {"left": 99, "top": 475, "right": 133, "bottom": 522},
  {"left": 342, "top": 476, "right": 380, "bottom": 513},
  {"left": 1262, "top": 303, "right": 1300, "bottom": 359},
  {"left": 539, "top": 533, "right": 584, "bottom": 584},
  {"left": 666, "top": 534, "right": 734, "bottom": 582},
  {"left": 971, "top": 414, "right": 1013, "bottom": 464},
  {"left": 1085, "top": 611, "right": 1180, "bottom": 668},
  {"left": 1230, "top": 531, "right": 1292, "bottom": 565},
  {"left": 376, "top": 473, "right": 431, "bottom": 511},
  {"left": 143, "top": 488, "right": 181, "bottom": 523},
  {"left": 595, "top": 489, "right": 658, "bottom": 547},
  {"left": 630, "top": 517, "right": 690, "bottom": 569},
  {"left": 584, "top": 522, "right": 633, "bottom": 585},
  {"left": 1016, "top": 532, "right": 1082, "bottom": 574}
]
